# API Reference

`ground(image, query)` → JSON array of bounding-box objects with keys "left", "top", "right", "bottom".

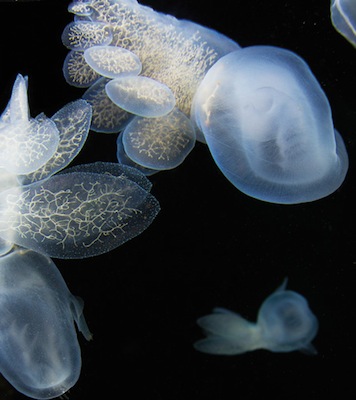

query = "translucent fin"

[
  {"left": 194, "top": 337, "right": 252, "bottom": 356},
  {"left": 0, "top": 74, "right": 29, "bottom": 123},
  {"left": 197, "top": 309, "right": 255, "bottom": 338},
  {"left": 70, "top": 295, "right": 93, "bottom": 341}
]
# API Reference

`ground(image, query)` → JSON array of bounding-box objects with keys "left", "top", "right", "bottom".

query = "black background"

[{"left": 0, "top": 0, "right": 355, "bottom": 399}]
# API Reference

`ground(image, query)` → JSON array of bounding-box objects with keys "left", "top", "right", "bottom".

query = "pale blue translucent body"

[
  {"left": 192, "top": 46, "right": 349, "bottom": 204},
  {"left": 195, "top": 280, "right": 318, "bottom": 355},
  {"left": 0, "top": 248, "right": 91, "bottom": 400},
  {"left": 331, "top": 0, "right": 356, "bottom": 47}
]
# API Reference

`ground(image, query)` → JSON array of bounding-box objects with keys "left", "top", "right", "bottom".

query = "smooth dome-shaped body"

[
  {"left": 192, "top": 46, "right": 349, "bottom": 204},
  {"left": 106, "top": 76, "right": 176, "bottom": 118},
  {"left": 121, "top": 108, "right": 196, "bottom": 170},
  {"left": 331, "top": 0, "right": 356, "bottom": 47},
  {"left": 0, "top": 248, "right": 91, "bottom": 399},
  {"left": 194, "top": 279, "right": 318, "bottom": 355}
]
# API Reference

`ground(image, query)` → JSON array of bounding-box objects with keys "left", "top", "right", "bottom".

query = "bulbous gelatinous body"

[
  {"left": 192, "top": 46, "right": 349, "bottom": 204},
  {"left": 0, "top": 248, "right": 92, "bottom": 399},
  {"left": 331, "top": 0, "right": 356, "bottom": 47},
  {"left": 194, "top": 279, "right": 318, "bottom": 355}
]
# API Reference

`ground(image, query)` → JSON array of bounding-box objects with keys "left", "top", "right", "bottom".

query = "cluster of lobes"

[{"left": 62, "top": 0, "right": 239, "bottom": 174}]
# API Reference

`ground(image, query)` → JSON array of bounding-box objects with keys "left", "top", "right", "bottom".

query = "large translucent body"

[
  {"left": 192, "top": 46, "right": 349, "bottom": 204},
  {"left": 0, "top": 248, "right": 91, "bottom": 399}
]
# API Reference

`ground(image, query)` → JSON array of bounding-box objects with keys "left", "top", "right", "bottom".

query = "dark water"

[{"left": 0, "top": 0, "right": 354, "bottom": 399}]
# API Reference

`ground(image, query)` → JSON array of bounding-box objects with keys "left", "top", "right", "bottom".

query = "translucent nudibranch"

[
  {"left": 0, "top": 74, "right": 160, "bottom": 258},
  {"left": 195, "top": 279, "right": 319, "bottom": 355}
]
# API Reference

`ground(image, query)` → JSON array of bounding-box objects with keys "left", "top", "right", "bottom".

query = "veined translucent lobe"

[
  {"left": 68, "top": 0, "right": 93, "bottom": 16},
  {"left": 117, "top": 132, "right": 159, "bottom": 176},
  {"left": 331, "top": 0, "right": 356, "bottom": 47},
  {"left": 191, "top": 46, "right": 349, "bottom": 204},
  {"left": 0, "top": 75, "right": 60, "bottom": 175},
  {"left": 84, "top": 45, "right": 142, "bottom": 79},
  {"left": 62, "top": 21, "right": 113, "bottom": 51},
  {"left": 62, "top": 161, "right": 154, "bottom": 192},
  {"left": 82, "top": 77, "right": 134, "bottom": 133},
  {"left": 121, "top": 108, "right": 196, "bottom": 170},
  {"left": 106, "top": 76, "right": 176, "bottom": 117},
  {"left": 63, "top": 0, "right": 239, "bottom": 124},
  {"left": 18, "top": 99, "right": 92, "bottom": 185},
  {"left": 0, "top": 248, "right": 91, "bottom": 399},
  {"left": 63, "top": 50, "right": 101, "bottom": 88},
  {"left": 0, "top": 169, "right": 160, "bottom": 259}
]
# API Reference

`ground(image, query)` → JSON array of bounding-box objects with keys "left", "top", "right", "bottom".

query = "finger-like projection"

[
  {"left": 0, "top": 165, "right": 160, "bottom": 259},
  {"left": 194, "top": 279, "right": 318, "bottom": 355},
  {"left": 0, "top": 75, "right": 60, "bottom": 175},
  {"left": 0, "top": 248, "right": 92, "bottom": 400},
  {"left": 331, "top": 0, "right": 356, "bottom": 47},
  {"left": 121, "top": 108, "right": 196, "bottom": 170},
  {"left": 192, "top": 46, "right": 349, "bottom": 204}
]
